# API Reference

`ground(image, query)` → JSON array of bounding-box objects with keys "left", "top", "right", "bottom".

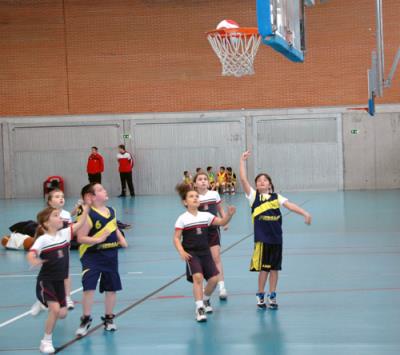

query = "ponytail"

[{"left": 35, "top": 207, "right": 57, "bottom": 239}]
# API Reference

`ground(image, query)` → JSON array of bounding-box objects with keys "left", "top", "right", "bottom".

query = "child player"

[
  {"left": 174, "top": 183, "right": 235, "bottom": 322},
  {"left": 75, "top": 183, "right": 128, "bottom": 337},
  {"left": 239, "top": 151, "right": 312, "bottom": 309}
]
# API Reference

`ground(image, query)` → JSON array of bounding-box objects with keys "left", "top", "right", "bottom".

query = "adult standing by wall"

[
  {"left": 87, "top": 146, "right": 104, "bottom": 184},
  {"left": 117, "top": 144, "right": 135, "bottom": 197}
]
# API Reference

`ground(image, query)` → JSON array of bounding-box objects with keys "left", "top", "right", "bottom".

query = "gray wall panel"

[
  {"left": 343, "top": 112, "right": 400, "bottom": 189},
  {"left": 132, "top": 120, "right": 245, "bottom": 195},
  {"left": 12, "top": 123, "right": 122, "bottom": 198},
  {"left": 255, "top": 117, "right": 341, "bottom": 191}
]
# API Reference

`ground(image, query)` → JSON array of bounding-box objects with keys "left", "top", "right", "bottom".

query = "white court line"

[
  {"left": 127, "top": 271, "right": 143, "bottom": 275},
  {"left": 0, "top": 287, "right": 82, "bottom": 328},
  {"left": 0, "top": 271, "right": 142, "bottom": 328}
]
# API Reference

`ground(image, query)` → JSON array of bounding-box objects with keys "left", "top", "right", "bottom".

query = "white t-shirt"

[
  {"left": 31, "top": 227, "right": 72, "bottom": 255},
  {"left": 245, "top": 187, "right": 288, "bottom": 207}
]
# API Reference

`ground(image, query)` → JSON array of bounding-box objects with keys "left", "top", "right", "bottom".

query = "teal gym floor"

[{"left": 0, "top": 190, "right": 399, "bottom": 354}]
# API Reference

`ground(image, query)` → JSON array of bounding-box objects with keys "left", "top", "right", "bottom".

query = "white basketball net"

[{"left": 207, "top": 30, "right": 261, "bottom": 77}]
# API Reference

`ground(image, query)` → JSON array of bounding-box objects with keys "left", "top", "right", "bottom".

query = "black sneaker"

[
  {"left": 101, "top": 314, "right": 117, "bottom": 331},
  {"left": 75, "top": 315, "right": 92, "bottom": 337},
  {"left": 118, "top": 193, "right": 126, "bottom": 198}
]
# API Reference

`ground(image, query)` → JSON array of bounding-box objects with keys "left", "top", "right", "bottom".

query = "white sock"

[
  {"left": 218, "top": 281, "right": 225, "bottom": 290},
  {"left": 195, "top": 300, "right": 204, "bottom": 309},
  {"left": 43, "top": 333, "right": 52, "bottom": 341},
  {"left": 203, "top": 294, "right": 210, "bottom": 302}
]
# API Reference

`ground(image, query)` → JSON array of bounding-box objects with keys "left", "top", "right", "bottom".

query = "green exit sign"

[
  {"left": 350, "top": 129, "right": 359, "bottom": 135},
  {"left": 122, "top": 133, "right": 131, "bottom": 139}
]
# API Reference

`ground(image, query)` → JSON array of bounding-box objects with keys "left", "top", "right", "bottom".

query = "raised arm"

[
  {"left": 173, "top": 229, "right": 192, "bottom": 261},
  {"left": 212, "top": 206, "right": 236, "bottom": 226},
  {"left": 239, "top": 151, "right": 252, "bottom": 196},
  {"left": 71, "top": 204, "right": 89, "bottom": 233},
  {"left": 283, "top": 201, "right": 312, "bottom": 225}
]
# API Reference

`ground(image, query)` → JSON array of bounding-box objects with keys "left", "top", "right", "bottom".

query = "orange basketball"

[
  {"left": 1, "top": 235, "right": 10, "bottom": 248},
  {"left": 23, "top": 237, "right": 34, "bottom": 250}
]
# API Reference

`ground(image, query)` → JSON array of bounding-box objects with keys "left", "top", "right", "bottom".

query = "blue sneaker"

[
  {"left": 267, "top": 292, "right": 278, "bottom": 309},
  {"left": 256, "top": 292, "right": 266, "bottom": 309}
]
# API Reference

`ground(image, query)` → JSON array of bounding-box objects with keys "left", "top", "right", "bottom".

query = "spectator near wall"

[
  {"left": 87, "top": 146, "right": 104, "bottom": 184},
  {"left": 117, "top": 144, "right": 135, "bottom": 197}
]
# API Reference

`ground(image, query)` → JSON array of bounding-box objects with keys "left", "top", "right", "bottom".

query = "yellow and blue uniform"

[
  {"left": 246, "top": 188, "right": 287, "bottom": 272},
  {"left": 251, "top": 192, "right": 283, "bottom": 244},
  {"left": 80, "top": 206, "right": 122, "bottom": 293}
]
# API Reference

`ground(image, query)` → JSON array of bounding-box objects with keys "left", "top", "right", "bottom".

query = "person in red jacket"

[
  {"left": 87, "top": 147, "right": 104, "bottom": 184},
  {"left": 117, "top": 144, "right": 135, "bottom": 197}
]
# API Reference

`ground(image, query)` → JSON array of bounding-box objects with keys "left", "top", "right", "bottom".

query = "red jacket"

[
  {"left": 117, "top": 151, "right": 134, "bottom": 173},
  {"left": 87, "top": 153, "right": 104, "bottom": 174}
]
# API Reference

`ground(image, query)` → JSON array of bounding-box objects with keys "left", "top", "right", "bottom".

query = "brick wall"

[{"left": 0, "top": 0, "right": 399, "bottom": 116}]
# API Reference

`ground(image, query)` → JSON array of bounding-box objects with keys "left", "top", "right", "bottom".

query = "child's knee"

[
  {"left": 192, "top": 273, "right": 204, "bottom": 285},
  {"left": 58, "top": 307, "right": 68, "bottom": 319}
]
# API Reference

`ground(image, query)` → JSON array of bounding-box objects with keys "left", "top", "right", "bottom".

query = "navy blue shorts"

[
  {"left": 82, "top": 266, "right": 122, "bottom": 292},
  {"left": 186, "top": 252, "right": 219, "bottom": 283},
  {"left": 36, "top": 279, "right": 66, "bottom": 307}
]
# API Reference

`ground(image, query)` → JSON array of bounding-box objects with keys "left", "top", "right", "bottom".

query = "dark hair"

[
  {"left": 255, "top": 173, "right": 275, "bottom": 192},
  {"left": 196, "top": 167, "right": 202, "bottom": 173},
  {"left": 227, "top": 167, "right": 232, "bottom": 172},
  {"left": 118, "top": 144, "right": 126, "bottom": 150},
  {"left": 176, "top": 183, "right": 196, "bottom": 200},
  {"left": 91, "top": 146, "right": 98, "bottom": 151},
  {"left": 183, "top": 170, "right": 189, "bottom": 175},
  {"left": 220, "top": 166, "right": 225, "bottom": 170},
  {"left": 47, "top": 188, "right": 63, "bottom": 206},
  {"left": 81, "top": 183, "right": 95, "bottom": 198},
  {"left": 35, "top": 207, "right": 57, "bottom": 239},
  {"left": 193, "top": 172, "right": 209, "bottom": 184},
  {"left": 206, "top": 166, "right": 212, "bottom": 171}
]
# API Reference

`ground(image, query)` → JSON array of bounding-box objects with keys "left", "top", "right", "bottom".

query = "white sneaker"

[
  {"left": 267, "top": 292, "right": 278, "bottom": 309},
  {"left": 203, "top": 299, "right": 213, "bottom": 313},
  {"left": 66, "top": 296, "right": 74, "bottom": 310},
  {"left": 219, "top": 288, "right": 228, "bottom": 300},
  {"left": 75, "top": 316, "right": 92, "bottom": 337},
  {"left": 31, "top": 301, "right": 47, "bottom": 316},
  {"left": 195, "top": 307, "right": 207, "bottom": 322},
  {"left": 101, "top": 315, "right": 117, "bottom": 331},
  {"left": 39, "top": 339, "right": 55, "bottom": 354}
]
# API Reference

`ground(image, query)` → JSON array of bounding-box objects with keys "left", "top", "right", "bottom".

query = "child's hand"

[
  {"left": 29, "top": 258, "right": 46, "bottom": 269},
  {"left": 179, "top": 250, "right": 192, "bottom": 262},
  {"left": 81, "top": 204, "right": 91, "bottom": 214},
  {"left": 75, "top": 199, "right": 83, "bottom": 208},
  {"left": 96, "top": 230, "right": 111, "bottom": 244},
  {"left": 227, "top": 206, "right": 236, "bottom": 216},
  {"left": 241, "top": 151, "right": 251, "bottom": 161},
  {"left": 304, "top": 213, "right": 312, "bottom": 225}
]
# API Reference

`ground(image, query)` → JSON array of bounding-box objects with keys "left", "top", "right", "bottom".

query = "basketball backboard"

[{"left": 256, "top": 0, "right": 305, "bottom": 62}]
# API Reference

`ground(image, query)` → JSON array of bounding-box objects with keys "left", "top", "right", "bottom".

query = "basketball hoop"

[{"left": 207, "top": 28, "right": 261, "bottom": 77}]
